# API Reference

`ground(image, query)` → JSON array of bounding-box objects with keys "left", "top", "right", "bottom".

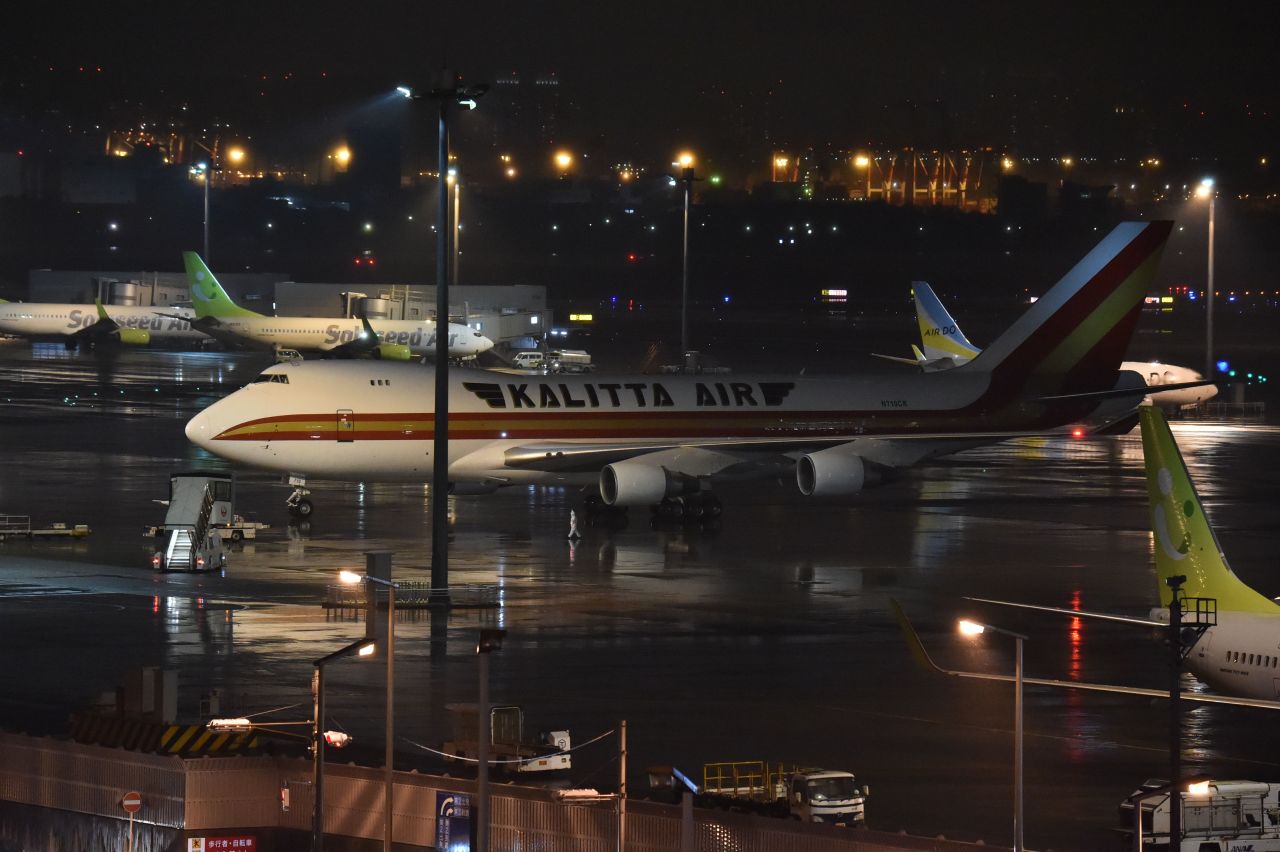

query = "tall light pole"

[
  {"left": 675, "top": 151, "right": 700, "bottom": 364},
  {"left": 1196, "top": 178, "right": 1216, "bottom": 380},
  {"left": 311, "top": 639, "right": 375, "bottom": 852},
  {"left": 399, "top": 74, "right": 487, "bottom": 606},
  {"left": 959, "top": 619, "right": 1027, "bottom": 852},
  {"left": 475, "top": 629, "right": 506, "bottom": 852},
  {"left": 340, "top": 569, "right": 400, "bottom": 852},
  {"left": 189, "top": 163, "right": 210, "bottom": 261}
]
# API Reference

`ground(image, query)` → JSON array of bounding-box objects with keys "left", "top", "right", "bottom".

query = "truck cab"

[{"left": 786, "top": 769, "right": 867, "bottom": 825}]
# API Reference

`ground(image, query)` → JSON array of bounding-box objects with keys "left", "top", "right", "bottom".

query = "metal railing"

[
  {"left": 323, "top": 581, "right": 501, "bottom": 609},
  {"left": 0, "top": 515, "right": 32, "bottom": 539}
]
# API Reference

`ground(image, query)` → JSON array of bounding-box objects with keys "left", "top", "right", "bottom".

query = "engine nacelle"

[
  {"left": 374, "top": 343, "right": 412, "bottom": 361},
  {"left": 600, "top": 459, "right": 696, "bottom": 506},
  {"left": 796, "top": 446, "right": 867, "bottom": 496},
  {"left": 117, "top": 327, "right": 151, "bottom": 346}
]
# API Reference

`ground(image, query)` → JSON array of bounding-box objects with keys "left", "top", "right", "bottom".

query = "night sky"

[{"left": 8, "top": 1, "right": 1278, "bottom": 155}]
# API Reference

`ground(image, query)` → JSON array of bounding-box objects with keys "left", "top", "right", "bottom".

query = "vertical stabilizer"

[
  {"left": 1140, "top": 407, "right": 1277, "bottom": 613},
  {"left": 913, "top": 282, "right": 980, "bottom": 363},
  {"left": 183, "top": 252, "right": 261, "bottom": 319},
  {"left": 959, "top": 221, "right": 1173, "bottom": 404}
]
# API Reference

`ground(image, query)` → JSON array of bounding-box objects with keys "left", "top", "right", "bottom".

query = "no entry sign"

[{"left": 122, "top": 792, "right": 142, "bottom": 813}]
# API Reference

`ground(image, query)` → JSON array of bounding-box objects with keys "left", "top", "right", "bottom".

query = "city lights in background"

[{"left": 226, "top": 146, "right": 246, "bottom": 165}]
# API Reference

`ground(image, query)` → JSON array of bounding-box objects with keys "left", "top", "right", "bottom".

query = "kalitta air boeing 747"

[
  {"left": 187, "top": 221, "right": 1200, "bottom": 519},
  {"left": 181, "top": 253, "right": 494, "bottom": 361}
]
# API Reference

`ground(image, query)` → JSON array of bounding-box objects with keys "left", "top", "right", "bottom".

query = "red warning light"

[
  {"left": 1071, "top": 427, "right": 1085, "bottom": 439},
  {"left": 367, "top": 258, "right": 376, "bottom": 267},
  {"left": 627, "top": 252, "right": 637, "bottom": 262},
  {"left": 353, "top": 258, "right": 362, "bottom": 266}
]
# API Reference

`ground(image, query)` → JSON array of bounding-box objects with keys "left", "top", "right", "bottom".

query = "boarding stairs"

[{"left": 159, "top": 482, "right": 218, "bottom": 571}]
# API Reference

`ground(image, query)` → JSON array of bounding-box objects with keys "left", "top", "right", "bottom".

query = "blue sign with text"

[{"left": 435, "top": 791, "right": 472, "bottom": 851}]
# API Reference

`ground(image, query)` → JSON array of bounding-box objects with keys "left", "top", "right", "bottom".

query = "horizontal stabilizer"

[{"left": 1036, "top": 379, "right": 1216, "bottom": 404}]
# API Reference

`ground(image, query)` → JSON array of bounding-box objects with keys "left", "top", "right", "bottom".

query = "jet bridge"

[{"left": 150, "top": 472, "right": 228, "bottom": 572}]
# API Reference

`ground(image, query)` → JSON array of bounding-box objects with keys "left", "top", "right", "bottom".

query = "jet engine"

[
  {"left": 374, "top": 343, "right": 412, "bottom": 361},
  {"left": 116, "top": 327, "right": 151, "bottom": 346},
  {"left": 600, "top": 459, "right": 696, "bottom": 506},
  {"left": 796, "top": 445, "right": 874, "bottom": 496}
]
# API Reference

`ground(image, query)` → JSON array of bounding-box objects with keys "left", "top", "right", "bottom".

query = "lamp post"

[
  {"left": 189, "top": 162, "right": 210, "bottom": 261},
  {"left": 959, "top": 618, "right": 1027, "bottom": 852},
  {"left": 399, "top": 74, "right": 487, "bottom": 607},
  {"left": 311, "top": 639, "right": 376, "bottom": 852},
  {"left": 675, "top": 152, "right": 700, "bottom": 365},
  {"left": 475, "top": 629, "right": 506, "bottom": 852},
  {"left": 1195, "top": 178, "right": 1216, "bottom": 380},
  {"left": 340, "top": 569, "right": 400, "bottom": 852}
]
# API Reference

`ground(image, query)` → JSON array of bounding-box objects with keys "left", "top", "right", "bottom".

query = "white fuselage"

[
  {"left": 1122, "top": 361, "right": 1218, "bottom": 408},
  {"left": 209, "top": 316, "right": 493, "bottom": 359},
  {"left": 184, "top": 359, "right": 1092, "bottom": 487},
  {"left": 1183, "top": 612, "right": 1280, "bottom": 700},
  {"left": 0, "top": 303, "right": 204, "bottom": 342}
]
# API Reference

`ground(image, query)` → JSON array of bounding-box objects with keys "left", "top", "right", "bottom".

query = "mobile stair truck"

[
  {"left": 702, "top": 761, "right": 868, "bottom": 826},
  {"left": 1119, "top": 778, "right": 1280, "bottom": 850},
  {"left": 149, "top": 472, "right": 230, "bottom": 572}
]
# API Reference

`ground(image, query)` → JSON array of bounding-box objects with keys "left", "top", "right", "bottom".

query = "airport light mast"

[{"left": 399, "top": 73, "right": 487, "bottom": 606}]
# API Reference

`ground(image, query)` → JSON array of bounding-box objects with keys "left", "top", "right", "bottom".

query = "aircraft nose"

[
  {"left": 477, "top": 335, "right": 494, "bottom": 353},
  {"left": 186, "top": 407, "right": 212, "bottom": 448}
]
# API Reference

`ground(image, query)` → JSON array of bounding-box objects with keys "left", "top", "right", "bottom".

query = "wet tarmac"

[{"left": 2, "top": 337, "right": 1280, "bottom": 850}]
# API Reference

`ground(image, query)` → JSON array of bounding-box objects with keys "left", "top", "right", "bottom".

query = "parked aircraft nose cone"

[
  {"left": 186, "top": 407, "right": 211, "bottom": 447},
  {"left": 477, "top": 335, "right": 495, "bottom": 354}
]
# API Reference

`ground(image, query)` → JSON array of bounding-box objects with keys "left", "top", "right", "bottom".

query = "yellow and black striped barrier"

[{"left": 70, "top": 713, "right": 261, "bottom": 756}]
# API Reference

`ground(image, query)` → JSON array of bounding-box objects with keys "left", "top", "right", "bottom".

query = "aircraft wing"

[
  {"left": 324, "top": 315, "right": 381, "bottom": 358},
  {"left": 963, "top": 595, "right": 1166, "bottom": 628},
  {"left": 891, "top": 599, "right": 1280, "bottom": 712},
  {"left": 501, "top": 431, "right": 1062, "bottom": 476}
]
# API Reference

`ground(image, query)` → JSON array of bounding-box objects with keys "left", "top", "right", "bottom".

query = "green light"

[
  {"left": 1229, "top": 369, "right": 1237, "bottom": 377},
  {"left": 1247, "top": 372, "right": 1254, "bottom": 379},
  {"left": 710, "top": 175, "right": 722, "bottom": 185}
]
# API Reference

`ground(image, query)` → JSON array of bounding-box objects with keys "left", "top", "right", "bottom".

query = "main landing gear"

[
  {"left": 286, "top": 483, "right": 314, "bottom": 519},
  {"left": 651, "top": 494, "right": 722, "bottom": 523}
]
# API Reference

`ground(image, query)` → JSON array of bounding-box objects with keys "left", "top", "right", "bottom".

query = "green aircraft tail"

[
  {"left": 183, "top": 252, "right": 261, "bottom": 319},
  {"left": 1140, "top": 406, "right": 1278, "bottom": 614}
]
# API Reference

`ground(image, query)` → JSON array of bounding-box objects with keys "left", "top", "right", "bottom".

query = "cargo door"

[{"left": 337, "top": 409, "right": 355, "bottom": 442}]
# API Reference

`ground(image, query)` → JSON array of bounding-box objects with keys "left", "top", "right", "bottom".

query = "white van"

[{"left": 512, "top": 351, "right": 545, "bottom": 370}]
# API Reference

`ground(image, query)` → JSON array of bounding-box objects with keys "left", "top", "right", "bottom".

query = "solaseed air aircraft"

[
  {"left": 181, "top": 253, "right": 494, "bottom": 361},
  {"left": 874, "top": 280, "right": 1217, "bottom": 408},
  {"left": 0, "top": 296, "right": 203, "bottom": 349},
  {"left": 187, "top": 221, "right": 1192, "bottom": 520},
  {"left": 897, "top": 405, "right": 1280, "bottom": 708}
]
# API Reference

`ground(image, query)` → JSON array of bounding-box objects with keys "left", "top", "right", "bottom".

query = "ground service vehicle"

[
  {"left": 511, "top": 351, "right": 544, "bottom": 370},
  {"left": 1119, "top": 779, "right": 1280, "bottom": 850},
  {"left": 702, "top": 761, "right": 867, "bottom": 825},
  {"left": 442, "top": 704, "right": 571, "bottom": 774},
  {"left": 149, "top": 472, "right": 230, "bottom": 572},
  {"left": 546, "top": 349, "right": 592, "bottom": 373}
]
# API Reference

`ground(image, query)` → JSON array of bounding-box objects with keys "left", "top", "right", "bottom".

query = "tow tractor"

[{"left": 702, "top": 761, "right": 868, "bottom": 826}]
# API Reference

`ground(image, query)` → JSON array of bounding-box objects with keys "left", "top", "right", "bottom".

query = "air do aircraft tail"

[
  {"left": 183, "top": 252, "right": 261, "bottom": 319},
  {"left": 957, "top": 221, "right": 1173, "bottom": 404},
  {"left": 913, "top": 282, "right": 980, "bottom": 363},
  {"left": 1140, "top": 406, "right": 1278, "bottom": 614}
]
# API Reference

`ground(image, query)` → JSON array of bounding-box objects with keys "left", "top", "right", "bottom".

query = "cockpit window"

[{"left": 252, "top": 374, "right": 290, "bottom": 384}]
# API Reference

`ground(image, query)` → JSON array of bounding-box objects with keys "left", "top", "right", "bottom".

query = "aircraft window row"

[
  {"left": 1226, "top": 650, "right": 1279, "bottom": 668},
  {"left": 369, "top": 379, "right": 392, "bottom": 386},
  {"left": 251, "top": 374, "right": 291, "bottom": 384}
]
